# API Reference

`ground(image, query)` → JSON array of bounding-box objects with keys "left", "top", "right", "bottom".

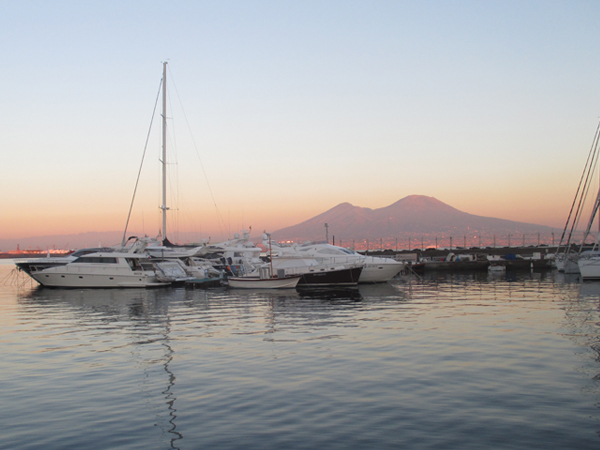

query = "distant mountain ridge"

[{"left": 271, "top": 195, "right": 556, "bottom": 243}]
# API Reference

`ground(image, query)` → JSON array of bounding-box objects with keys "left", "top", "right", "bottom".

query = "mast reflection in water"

[{"left": 161, "top": 331, "right": 182, "bottom": 449}]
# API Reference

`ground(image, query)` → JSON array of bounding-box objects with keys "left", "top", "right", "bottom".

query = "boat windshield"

[
  {"left": 70, "top": 247, "right": 114, "bottom": 257},
  {"left": 316, "top": 246, "right": 357, "bottom": 255}
]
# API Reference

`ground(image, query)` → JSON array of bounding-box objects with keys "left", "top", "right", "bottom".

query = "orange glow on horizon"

[{"left": 0, "top": 198, "right": 573, "bottom": 241}]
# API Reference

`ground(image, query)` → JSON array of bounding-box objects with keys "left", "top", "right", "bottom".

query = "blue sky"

[{"left": 2, "top": 0, "right": 600, "bottom": 241}]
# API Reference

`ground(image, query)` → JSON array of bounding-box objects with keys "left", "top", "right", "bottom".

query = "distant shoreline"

[{"left": 0, "top": 251, "right": 71, "bottom": 259}]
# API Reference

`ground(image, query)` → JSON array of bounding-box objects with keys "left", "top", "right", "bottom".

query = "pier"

[{"left": 361, "top": 244, "right": 566, "bottom": 272}]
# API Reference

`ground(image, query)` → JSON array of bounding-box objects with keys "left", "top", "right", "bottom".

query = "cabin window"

[{"left": 75, "top": 257, "right": 118, "bottom": 264}]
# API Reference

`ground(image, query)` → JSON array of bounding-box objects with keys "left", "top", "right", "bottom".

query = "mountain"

[{"left": 271, "top": 195, "right": 557, "bottom": 244}]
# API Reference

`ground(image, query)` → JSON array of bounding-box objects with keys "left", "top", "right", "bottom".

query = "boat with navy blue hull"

[
  {"left": 264, "top": 237, "right": 402, "bottom": 284},
  {"left": 296, "top": 265, "right": 363, "bottom": 287}
]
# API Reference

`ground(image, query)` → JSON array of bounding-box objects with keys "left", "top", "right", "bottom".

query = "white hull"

[
  {"left": 30, "top": 271, "right": 168, "bottom": 288},
  {"left": 227, "top": 275, "right": 300, "bottom": 289},
  {"left": 578, "top": 257, "right": 600, "bottom": 280},
  {"left": 359, "top": 260, "right": 405, "bottom": 283}
]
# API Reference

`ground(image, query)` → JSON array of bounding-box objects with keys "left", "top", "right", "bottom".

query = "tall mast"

[{"left": 160, "top": 61, "right": 169, "bottom": 240}]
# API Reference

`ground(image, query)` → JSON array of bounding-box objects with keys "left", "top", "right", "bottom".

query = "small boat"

[
  {"left": 225, "top": 237, "right": 302, "bottom": 289},
  {"left": 153, "top": 259, "right": 195, "bottom": 284},
  {"left": 226, "top": 267, "right": 301, "bottom": 289},
  {"left": 488, "top": 263, "right": 506, "bottom": 273}
]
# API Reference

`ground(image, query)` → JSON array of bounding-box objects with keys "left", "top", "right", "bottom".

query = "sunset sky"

[{"left": 3, "top": 0, "right": 600, "bottom": 243}]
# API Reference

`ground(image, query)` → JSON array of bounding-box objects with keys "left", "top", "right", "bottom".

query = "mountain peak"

[
  {"left": 330, "top": 202, "right": 356, "bottom": 211},
  {"left": 387, "top": 195, "right": 461, "bottom": 212}
]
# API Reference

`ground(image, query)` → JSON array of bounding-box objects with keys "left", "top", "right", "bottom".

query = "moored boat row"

[{"left": 14, "top": 231, "right": 407, "bottom": 289}]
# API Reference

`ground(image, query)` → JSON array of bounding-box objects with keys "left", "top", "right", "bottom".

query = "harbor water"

[{"left": 1, "top": 262, "right": 600, "bottom": 449}]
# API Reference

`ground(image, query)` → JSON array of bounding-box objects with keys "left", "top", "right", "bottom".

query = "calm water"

[{"left": 1, "top": 263, "right": 600, "bottom": 449}]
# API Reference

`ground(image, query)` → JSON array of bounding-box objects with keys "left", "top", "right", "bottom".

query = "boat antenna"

[{"left": 267, "top": 232, "right": 274, "bottom": 277}]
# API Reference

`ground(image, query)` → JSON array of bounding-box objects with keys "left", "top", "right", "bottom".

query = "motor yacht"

[
  {"left": 25, "top": 251, "right": 171, "bottom": 288},
  {"left": 266, "top": 239, "right": 403, "bottom": 283}
]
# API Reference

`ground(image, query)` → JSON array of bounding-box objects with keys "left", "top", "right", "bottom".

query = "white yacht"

[
  {"left": 27, "top": 251, "right": 170, "bottom": 288},
  {"left": 266, "top": 239, "right": 404, "bottom": 283},
  {"left": 576, "top": 250, "right": 600, "bottom": 280}
]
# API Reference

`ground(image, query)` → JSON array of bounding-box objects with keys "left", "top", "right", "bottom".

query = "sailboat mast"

[{"left": 161, "top": 61, "right": 168, "bottom": 240}]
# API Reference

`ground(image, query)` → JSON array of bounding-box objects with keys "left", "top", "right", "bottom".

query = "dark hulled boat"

[{"left": 297, "top": 265, "right": 363, "bottom": 287}]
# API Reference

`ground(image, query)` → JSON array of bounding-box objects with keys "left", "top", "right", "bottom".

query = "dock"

[{"left": 361, "top": 245, "right": 561, "bottom": 272}]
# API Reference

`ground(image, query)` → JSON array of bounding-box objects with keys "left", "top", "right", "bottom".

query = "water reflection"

[
  {"left": 17, "top": 285, "right": 171, "bottom": 315},
  {"left": 15, "top": 286, "right": 185, "bottom": 448},
  {"left": 15, "top": 284, "right": 398, "bottom": 334},
  {"left": 579, "top": 282, "right": 600, "bottom": 299},
  {"left": 298, "top": 287, "right": 363, "bottom": 301}
]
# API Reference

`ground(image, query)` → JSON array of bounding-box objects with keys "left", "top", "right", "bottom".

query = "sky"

[{"left": 2, "top": 0, "right": 600, "bottom": 244}]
